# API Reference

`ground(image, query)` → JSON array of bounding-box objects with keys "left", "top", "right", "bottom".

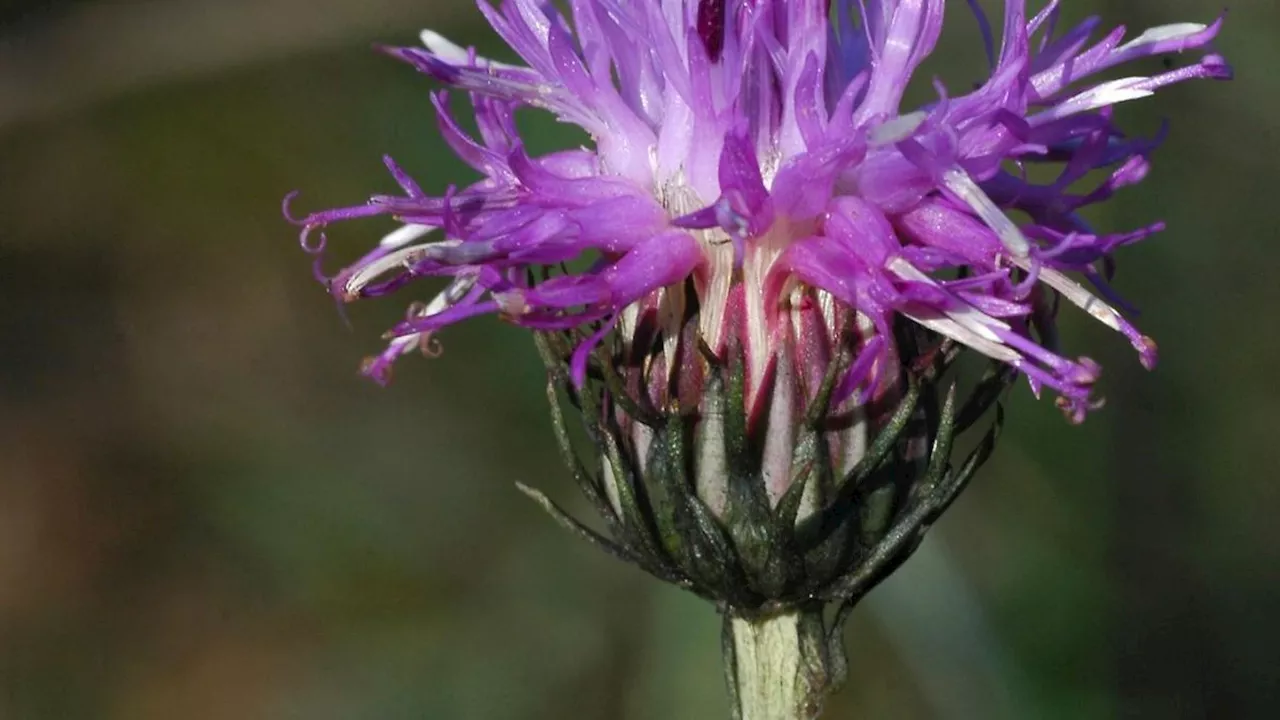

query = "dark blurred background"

[{"left": 0, "top": 1, "right": 1275, "bottom": 717}]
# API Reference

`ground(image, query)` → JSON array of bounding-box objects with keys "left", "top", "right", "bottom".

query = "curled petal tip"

[
  {"left": 299, "top": 226, "right": 327, "bottom": 255},
  {"left": 420, "top": 335, "right": 445, "bottom": 358},
  {"left": 282, "top": 190, "right": 305, "bottom": 225}
]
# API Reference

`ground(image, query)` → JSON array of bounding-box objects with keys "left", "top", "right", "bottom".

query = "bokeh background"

[{"left": 1, "top": 1, "right": 1275, "bottom": 717}]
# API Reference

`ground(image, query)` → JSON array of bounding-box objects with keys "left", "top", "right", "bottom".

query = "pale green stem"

[{"left": 727, "top": 608, "right": 835, "bottom": 720}]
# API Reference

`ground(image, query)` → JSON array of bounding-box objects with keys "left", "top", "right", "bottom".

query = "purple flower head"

[{"left": 287, "top": 0, "right": 1229, "bottom": 424}]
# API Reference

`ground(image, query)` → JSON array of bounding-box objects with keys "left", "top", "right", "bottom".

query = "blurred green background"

[{"left": 0, "top": 1, "right": 1275, "bottom": 717}]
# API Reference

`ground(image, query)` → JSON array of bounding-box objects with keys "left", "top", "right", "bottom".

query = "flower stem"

[{"left": 725, "top": 606, "right": 836, "bottom": 720}]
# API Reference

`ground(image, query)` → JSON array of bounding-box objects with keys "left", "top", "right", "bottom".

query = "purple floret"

[{"left": 288, "top": 0, "right": 1229, "bottom": 422}]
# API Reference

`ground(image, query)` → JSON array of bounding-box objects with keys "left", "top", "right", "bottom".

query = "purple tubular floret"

[{"left": 289, "top": 1, "right": 1230, "bottom": 421}]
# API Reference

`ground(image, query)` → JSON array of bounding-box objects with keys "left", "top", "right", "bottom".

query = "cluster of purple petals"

[{"left": 287, "top": 0, "right": 1229, "bottom": 422}]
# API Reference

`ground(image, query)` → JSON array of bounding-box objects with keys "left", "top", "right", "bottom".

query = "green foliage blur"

[{"left": 0, "top": 1, "right": 1275, "bottom": 717}]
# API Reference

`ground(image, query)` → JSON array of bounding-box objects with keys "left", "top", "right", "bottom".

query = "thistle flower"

[
  {"left": 288, "top": 2, "right": 1228, "bottom": 716},
  {"left": 289, "top": 0, "right": 1226, "bottom": 423}
]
